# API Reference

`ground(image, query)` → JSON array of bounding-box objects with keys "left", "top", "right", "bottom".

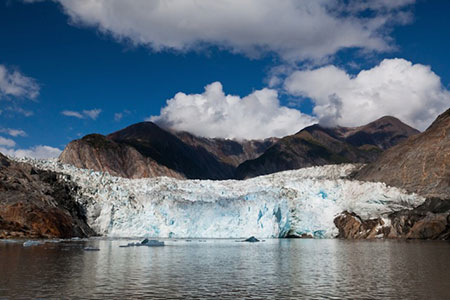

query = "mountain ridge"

[
  {"left": 235, "top": 116, "right": 419, "bottom": 179},
  {"left": 59, "top": 122, "right": 276, "bottom": 180},
  {"left": 58, "top": 116, "right": 419, "bottom": 180}
]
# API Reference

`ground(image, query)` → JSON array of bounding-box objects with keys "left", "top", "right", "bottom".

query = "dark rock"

[
  {"left": 285, "top": 230, "right": 313, "bottom": 238},
  {"left": 244, "top": 236, "right": 260, "bottom": 242},
  {"left": 0, "top": 155, "right": 10, "bottom": 168}
]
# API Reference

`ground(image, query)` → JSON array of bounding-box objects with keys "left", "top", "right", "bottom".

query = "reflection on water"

[{"left": 1, "top": 239, "right": 449, "bottom": 299}]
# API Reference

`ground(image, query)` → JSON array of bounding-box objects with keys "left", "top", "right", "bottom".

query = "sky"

[{"left": 0, "top": 0, "right": 449, "bottom": 158}]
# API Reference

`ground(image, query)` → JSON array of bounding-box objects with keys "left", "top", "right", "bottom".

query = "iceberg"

[
  {"left": 23, "top": 240, "right": 44, "bottom": 247},
  {"left": 119, "top": 239, "right": 165, "bottom": 247},
  {"left": 83, "top": 246, "right": 100, "bottom": 251},
  {"left": 17, "top": 157, "right": 425, "bottom": 239},
  {"left": 244, "top": 236, "right": 260, "bottom": 242}
]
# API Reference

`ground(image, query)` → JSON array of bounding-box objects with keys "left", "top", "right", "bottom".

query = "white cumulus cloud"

[
  {"left": 284, "top": 58, "right": 450, "bottom": 130},
  {"left": 0, "top": 136, "right": 16, "bottom": 148},
  {"left": 46, "top": 0, "right": 413, "bottom": 62},
  {"left": 114, "top": 112, "right": 123, "bottom": 122},
  {"left": 82, "top": 109, "right": 101, "bottom": 120},
  {"left": 0, "top": 64, "right": 39, "bottom": 100},
  {"left": 61, "top": 108, "right": 102, "bottom": 120},
  {"left": 149, "top": 82, "right": 316, "bottom": 140},
  {"left": 0, "top": 128, "right": 27, "bottom": 137},
  {"left": 0, "top": 145, "right": 62, "bottom": 159}
]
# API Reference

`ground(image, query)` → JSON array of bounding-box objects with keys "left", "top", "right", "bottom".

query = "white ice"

[{"left": 17, "top": 158, "right": 424, "bottom": 238}]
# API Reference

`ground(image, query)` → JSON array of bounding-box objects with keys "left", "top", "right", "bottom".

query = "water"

[{"left": 1, "top": 239, "right": 449, "bottom": 299}]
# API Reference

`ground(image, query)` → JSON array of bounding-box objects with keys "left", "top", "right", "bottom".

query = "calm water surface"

[{"left": 1, "top": 239, "right": 449, "bottom": 299}]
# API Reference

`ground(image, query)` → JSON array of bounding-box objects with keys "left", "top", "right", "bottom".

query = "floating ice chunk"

[
  {"left": 119, "top": 239, "right": 164, "bottom": 247},
  {"left": 23, "top": 240, "right": 44, "bottom": 247},
  {"left": 83, "top": 247, "right": 100, "bottom": 251}
]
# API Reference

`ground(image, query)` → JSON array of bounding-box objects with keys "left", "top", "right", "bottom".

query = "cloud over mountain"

[
  {"left": 0, "top": 145, "right": 62, "bottom": 159},
  {"left": 48, "top": 0, "right": 413, "bottom": 62},
  {"left": 284, "top": 58, "right": 450, "bottom": 130},
  {"left": 150, "top": 82, "right": 316, "bottom": 140},
  {"left": 0, "top": 132, "right": 61, "bottom": 159}
]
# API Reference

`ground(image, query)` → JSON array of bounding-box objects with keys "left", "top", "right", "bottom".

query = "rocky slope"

[
  {"left": 59, "top": 133, "right": 185, "bottom": 179},
  {"left": 0, "top": 154, "right": 95, "bottom": 239},
  {"left": 60, "top": 122, "right": 276, "bottom": 180},
  {"left": 356, "top": 108, "right": 450, "bottom": 198},
  {"left": 236, "top": 116, "right": 419, "bottom": 179}
]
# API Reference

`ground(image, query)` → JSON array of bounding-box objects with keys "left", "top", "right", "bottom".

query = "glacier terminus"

[{"left": 18, "top": 158, "right": 424, "bottom": 239}]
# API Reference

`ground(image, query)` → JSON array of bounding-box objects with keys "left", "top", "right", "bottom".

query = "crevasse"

[{"left": 19, "top": 158, "right": 424, "bottom": 238}]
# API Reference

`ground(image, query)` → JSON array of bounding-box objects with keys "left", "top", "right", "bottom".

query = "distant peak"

[{"left": 374, "top": 115, "right": 401, "bottom": 122}]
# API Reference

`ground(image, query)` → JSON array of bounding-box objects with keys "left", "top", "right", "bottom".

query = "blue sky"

[{"left": 0, "top": 0, "right": 449, "bottom": 158}]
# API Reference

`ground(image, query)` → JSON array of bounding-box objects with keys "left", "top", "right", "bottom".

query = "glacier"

[{"left": 17, "top": 158, "right": 425, "bottom": 238}]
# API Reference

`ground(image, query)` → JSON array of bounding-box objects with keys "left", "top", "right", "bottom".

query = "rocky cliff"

[
  {"left": 235, "top": 116, "right": 419, "bottom": 179},
  {"left": 356, "top": 108, "right": 450, "bottom": 198},
  {"left": 0, "top": 154, "right": 95, "bottom": 239}
]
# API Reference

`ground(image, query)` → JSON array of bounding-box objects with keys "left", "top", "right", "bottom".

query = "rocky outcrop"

[
  {"left": 334, "top": 211, "right": 386, "bottom": 239},
  {"left": 60, "top": 122, "right": 275, "bottom": 180},
  {"left": 387, "top": 198, "right": 450, "bottom": 240},
  {"left": 236, "top": 116, "right": 419, "bottom": 179},
  {"left": 334, "top": 198, "right": 450, "bottom": 240},
  {"left": 0, "top": 153, "right": 95, "bottom": 239},
  {"left": 356, "top": 108, "right": 450, "bottom": 198}
]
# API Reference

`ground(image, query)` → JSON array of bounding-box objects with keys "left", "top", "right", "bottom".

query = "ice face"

[{"left": 18, "top": 158, "right": 424, "bottom": 238}]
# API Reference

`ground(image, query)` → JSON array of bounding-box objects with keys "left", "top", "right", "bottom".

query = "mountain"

[
  {"left": 235, "top": 116, "right": 419, "bottom": 179},
  {"left": 333, "top": 115, "right": 420, "bottom": 150},
  {"left": 59, "top": 122, "right": 276, "bottom": 180},
  {"left": 59, "top": 133, "right": 185, "bottom": 179},
  {"left": 0, "top": 153, "right": 94, "bottom": 238},
  {"left": 356, "top": 108, "right": 450, "bottom": 199}
]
